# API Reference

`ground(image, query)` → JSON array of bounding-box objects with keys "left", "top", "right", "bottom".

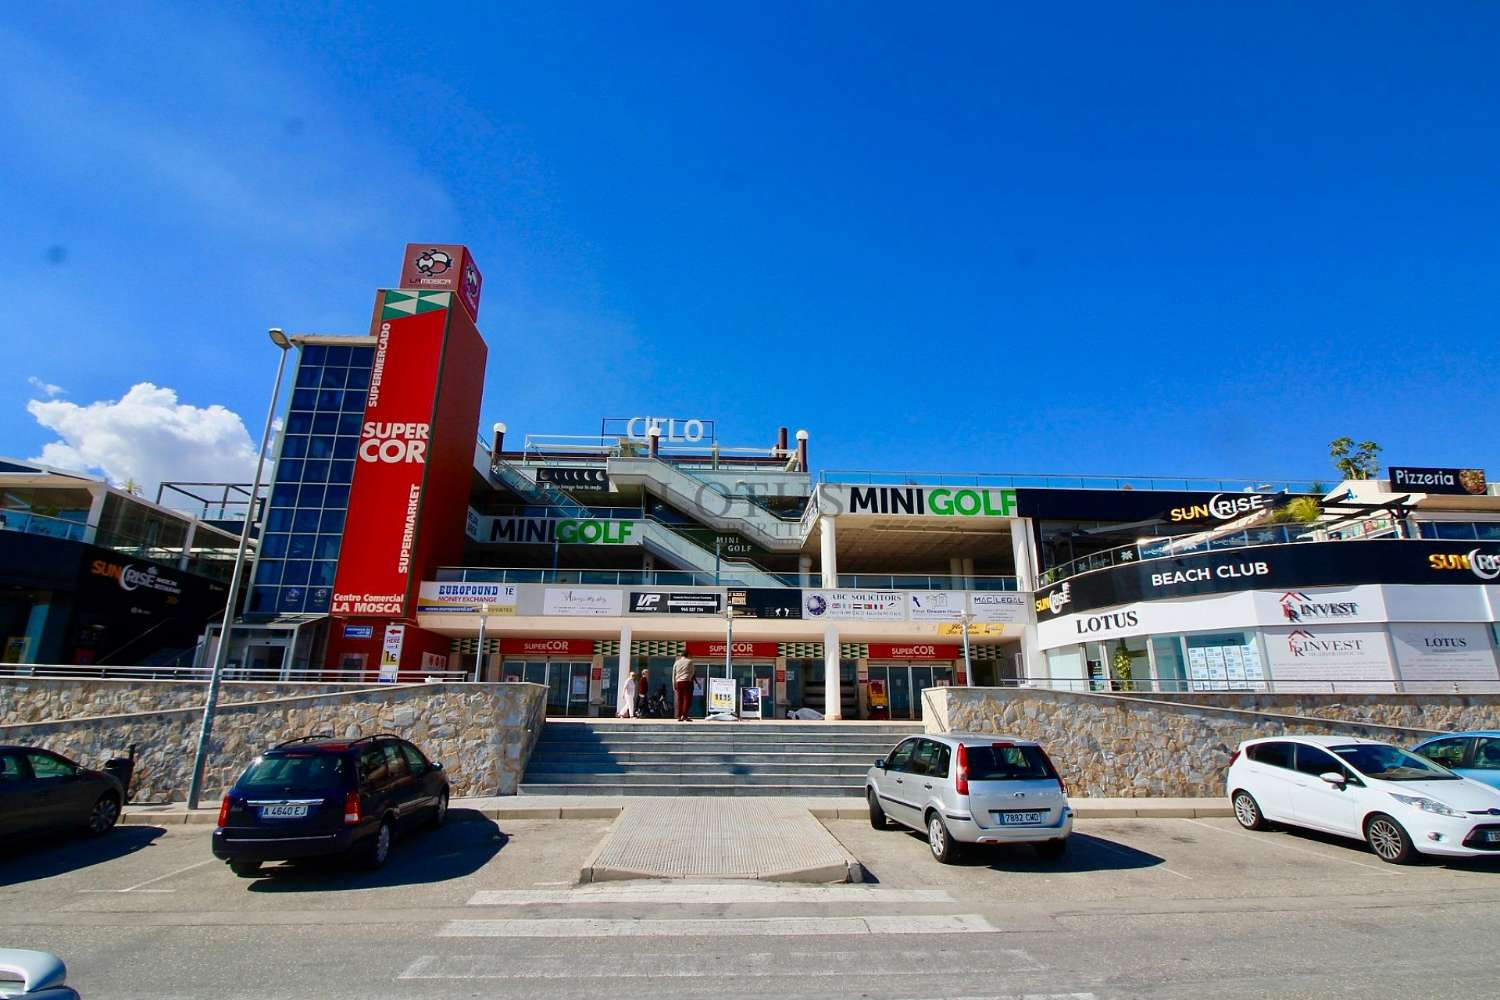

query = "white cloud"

[
  {"left": 26, "top": 376, "right": 64, "bottom": 398},
  {"left": 26, "top": 383, "right": 262, "bottom": 493}
]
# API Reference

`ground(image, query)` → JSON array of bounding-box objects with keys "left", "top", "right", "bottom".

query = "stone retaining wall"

[
  {"left": 925, "top": 687, "right": 1500, "bottom": 798},
  {"left": 0, "top": 679, "right": 546, "bottom": 803}
]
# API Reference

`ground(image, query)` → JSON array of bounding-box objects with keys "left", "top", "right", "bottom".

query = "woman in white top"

[{"left": 617, "top": 669, "right": 639, "bottom": 718}]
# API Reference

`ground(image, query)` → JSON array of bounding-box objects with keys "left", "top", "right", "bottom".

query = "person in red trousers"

[{"left": 672, "top": 653, "right": 694, "bottom": 721}]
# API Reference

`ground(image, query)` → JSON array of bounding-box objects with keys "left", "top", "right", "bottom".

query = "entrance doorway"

[
  {"left": 866, "top": 662, "right": 955, "bottom": 720},
  {"left": 503, "top": 658, "right": 594, "bottom": 716}
]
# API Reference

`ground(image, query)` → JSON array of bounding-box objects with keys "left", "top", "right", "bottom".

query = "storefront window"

[
  {"left": 1151, "top": 636, "right": 1188, "bottom": 692},
  {"left": 1182, "top": 632, "right": 1265, "bottom": 692}
]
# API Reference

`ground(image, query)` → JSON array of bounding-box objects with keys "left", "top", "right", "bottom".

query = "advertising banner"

[
  {"left": 399, "top": 244, "right": 482, "bottom": 321},
  {"left": 803, "top": 590, "right": 904, "bottom": 621},
  {"left": 907, "top": 591, "right": 967, "bottom": 620},
  {"left": 629, "top": 591, "right": 722, "bottom": 615},
  {"left": 726, "top": 588, "right": 802, "bottom": 619},
  {"left": 969, "top": 592, "right": 1031, "bottom": 624},
  {"left": 475, "top": 515, "right": 639, "bottom": 546},
  {"left": 416, "top": 581, "right": 519, "bottom": 614},
  {"left": 739, "top": 685, "right": 763, "bottom": 718},
  {"left": 536, "top": 466, "right": 609, "bottom": 489},
  {"left": 1261, "top": 625, "right": 1396, "bottom": 692},
  {"left": 708, "top": 677, "right": 736, "bottom": 714},
  {"left": 685, "top": 641, "right": 779, "bottom": 659},
  {"left": 1389, "top": 466, "right": 1487, "bottom": 496},
  {"left": 379, "top": 624, "right": 405, "bottom": 682},
  {"left": 499, "top": 638, "right": 595, "bottom": 657},
  {"left": 1389, "top": 622, "right": 1500, "bottom": 691},
  {"left": 937, "top": 622, "right": 1005, "bottom": 637},
  {"left": 543, "top": 588, "right": 624, "bottom": 616}
]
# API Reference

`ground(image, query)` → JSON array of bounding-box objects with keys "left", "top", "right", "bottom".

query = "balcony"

[{"left": 434, "top": 566, "right": 1017, "bottom": 591}]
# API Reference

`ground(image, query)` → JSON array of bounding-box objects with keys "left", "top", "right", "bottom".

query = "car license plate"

[
  {"left": 260, "top": 804, "right": 309, "bottom": 819},
  {"left": 997, "top": 810, "right": 1046, "bottom": 825},
  {"left": 1486, "top": 830, "right": 1500, "bottom": 843}
]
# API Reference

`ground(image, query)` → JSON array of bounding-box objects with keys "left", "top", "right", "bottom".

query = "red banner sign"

[
  {"left": 499, "top": 638, "right": 595, "bottom": 656},
  {"left": 867, "top": 643, "right": 961, "bottom": 661},
  {"left": 685, "top": 641, "right": 779, "bottom": 659}
]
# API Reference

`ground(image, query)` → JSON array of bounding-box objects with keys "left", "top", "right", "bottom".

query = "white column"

[
  {"left": 961, "top": 558, "right": 975, "bottom": 587},
  {"left": 179, "top": 519, "right": 198, "bottom": 572},
  {"left": 1010, "top": 518, "right": 1038, "bottom": 592},
  {"left": 617, "top": 623, "right": 633, "bottom": 715},
  {"left": 823, "top": 624, "right": 842, "bottom": 720},
  {"left": 798, "top": 554, "right": 813, "bottom": 588},
  {"left": 819, "top": 516, "right": 838, "bottom": 588},
  {"left": 949, "top": 557, "right": 963, "bottom": 585}
]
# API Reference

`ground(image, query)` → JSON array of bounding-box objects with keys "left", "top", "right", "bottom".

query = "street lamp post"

[
  {"left": 960, "top": 612, "right": 975, "bottom": 688},
  {"left": 186, "top": 329, "right": 293, "bottom": 810},
  {"left": 475, "top": 603, "right": 490, "bottom": 682}
]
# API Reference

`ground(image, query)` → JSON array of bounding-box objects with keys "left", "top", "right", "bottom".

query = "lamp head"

[{"left": 268, "top": 328, "right": 292, "bottom": 349}]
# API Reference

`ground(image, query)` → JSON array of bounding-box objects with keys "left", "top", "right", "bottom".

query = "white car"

[{"left": 1227, "top": 735, "right": 1500, "bottom": 864}]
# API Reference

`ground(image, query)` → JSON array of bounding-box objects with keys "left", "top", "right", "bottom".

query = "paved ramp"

[{"left": 581, "top": 798, "right": 862, "bottom": 883}]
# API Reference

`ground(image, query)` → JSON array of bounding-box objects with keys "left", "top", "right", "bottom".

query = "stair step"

[
  {"left": 519, "top": 783, "right": 865, "bottom": 797},
  {"left": 523, "top": 771, "right": 866, "bottom": 785}
]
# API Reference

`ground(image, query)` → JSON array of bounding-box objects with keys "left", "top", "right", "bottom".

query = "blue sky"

[{"left": 4, "top": 3, "right": 1498, "bottom": 488}]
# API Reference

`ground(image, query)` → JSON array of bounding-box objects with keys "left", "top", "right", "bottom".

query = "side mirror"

[
  {"left": 1319, "top": 771, "right": 1346, "bottom": 787},
  {"left": 432, "top": 761, "right": 444, "bottom": 771},
  {"left": 873, "top": 758, "right": 885, "bottom": 769}
]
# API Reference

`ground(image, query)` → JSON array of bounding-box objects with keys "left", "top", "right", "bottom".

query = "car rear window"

[
  {"left": 238, "top": 753, "right": 350, "bottom": 792},
  {"left": 963, "top": 744, "right": 1056, "bottom": 781}
]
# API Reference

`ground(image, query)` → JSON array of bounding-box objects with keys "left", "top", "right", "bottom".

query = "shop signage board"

[
  {"left": 1251, "top": 586, "right": 1386, "bottom": 626},
  {"left": 342, "top": 624, "right": 375, "bottom": 640},
  {"left": 603, "top": 416, "right": 715, "bottom": 444},
  {"left": 803, "top": 590, "right": 904, "bottom": 620},
  {"left": 416, "top": 581, "right": 519, "bottom": 614},
  {"left": 936, "top": 622, "right": 1005, "bottom": 637},
  {"left": 1388, "top": 466, "right": 1487, "bottom": 496},
  {"left": 629, "top": 592, "right": 723, "bottom": 615},
  {"left": 726, "top": 588, "right": 802, "bottom": 619},
  {"left": 1012, "top": 488, "right": 1306, "bottom": 527},
  {"left": 817, "top": 485, "right": 1017, "bottom": 518},
  {"left": 1033, "top": 539, "right": 1500, "bottom": 619},
  {"left": 536, "top": 467, "right": 610, "bottom": 489},
  {"left": 476, "top": 515, "right": 639, "bottom": 546},
  {"left": 543, "top": 588, "right": 624, "bottom": 616},
  {"left": 379, "top": 624, "right": 405, "bottom": 682},
  {"left": 399, "top": 243, "right": 482, "bottom": 321},
  {"left": 1388, "top": 622, "right": 1500, "bottom": 690},
  {"left": 969, "top": 592, "right": 1031, "bottom": 624},
  {"left": 907, "top": 591, "right": 967, "bottom": 620},
  {"left": 868, "top": 642, "right": 962, "bottom": 661},
  {"left": 500, "top": 638, "right": 595, "bottom": 656},
  {"left": 708, "top": 677, "right": 736, "bottom": 714},
  {"left": 1261, "top": 624, "right": 1396, "bottom": 692},
  {"left": 685, "top": 641, "right": 779, "bottom": 659}
]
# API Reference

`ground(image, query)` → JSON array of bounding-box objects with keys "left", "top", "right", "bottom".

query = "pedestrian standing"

[
  {"left": 672, "top": 653, "right": 694, "bottom": 722},
  {"left": 617, "top": 669, "right": 639, "bottom": 718},
  {"left": 636, "top": 668, "right": 651, "bottom": 717}
]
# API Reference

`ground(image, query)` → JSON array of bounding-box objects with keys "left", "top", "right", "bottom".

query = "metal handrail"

[
  {"left": 0, "top": 509, "right": 89, "bottom": 542},
  {"left": 981, "top": 676, "right": 1500, "bottom": 696},
  {"left": 0, "top": 663, "right": 469, "bottom": 682},
  {"left": 431, "top": 565, "right": 1019, "bottom": 591},
  {"left": 821, "top": 469, "right": 1327, "bottom": 494}
]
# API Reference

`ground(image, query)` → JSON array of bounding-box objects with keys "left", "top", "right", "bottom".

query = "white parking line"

[
  {"left": 468, "top": 885, "right": 955, "bottom": 905},
  {"left": 1180, "top": 818, "right": 1401, "bottom": 873},
  {"left": 439, "top": 913, "right": 997, "bottom": 937},
  {"left": 76, "top": 859, "right": 216, "bottom": 893}
]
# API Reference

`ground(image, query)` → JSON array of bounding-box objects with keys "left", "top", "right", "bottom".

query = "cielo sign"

[
  {"left": 620, "top": 416, "right": 711, "bottom": 443},
  {"left": 844, "top": 486, "right": 1017, "bottom": 517},
  {"left": 1167, "top": 493, "right": 1275, "bottom": 523}
]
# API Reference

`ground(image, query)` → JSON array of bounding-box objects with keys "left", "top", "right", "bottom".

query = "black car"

[
  {"left": 0, "top": 745, "right": 124, "bottom": 843},
  {"left": 211, "top": 733, "right": 449, "bottom": 877}
]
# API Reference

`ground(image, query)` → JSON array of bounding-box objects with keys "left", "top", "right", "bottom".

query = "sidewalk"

[{"left": 121, "top": 794, "right": 1232, "bottom": 825}]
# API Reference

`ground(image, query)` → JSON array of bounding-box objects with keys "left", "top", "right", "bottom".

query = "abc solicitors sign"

[{"left": 332, "top": 286, "right": 488, "bottom": 617}]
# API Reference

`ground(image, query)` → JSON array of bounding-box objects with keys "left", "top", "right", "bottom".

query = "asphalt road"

[{"left": 3, "top": 809, "right": 1500, "bottom": 999}]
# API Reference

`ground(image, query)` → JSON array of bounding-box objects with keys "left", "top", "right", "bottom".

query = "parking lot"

[{"left": 4, "top": 811, "right": 1500, "bottom": 999}]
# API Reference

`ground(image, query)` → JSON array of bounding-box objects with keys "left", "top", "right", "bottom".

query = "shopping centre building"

[{"left": 9, "top": 242, "right": 1500, "bottom": 716}]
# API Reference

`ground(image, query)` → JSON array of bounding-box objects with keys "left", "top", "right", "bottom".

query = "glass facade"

[{"left": 248, "top": 342, "right": 375, "bottom": 618}]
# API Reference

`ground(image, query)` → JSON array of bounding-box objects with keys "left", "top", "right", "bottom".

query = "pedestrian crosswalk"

[{"left": 397, "top": 881, "right": 1095, "bottom": 998}]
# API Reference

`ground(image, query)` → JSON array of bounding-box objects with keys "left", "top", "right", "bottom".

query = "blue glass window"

[
  {"left": 312, "top": 413, "right": 338, "bottom": 435},
  {"left": 285, "top": 412, "right": 313, "bottom": 435},
  {"left": 287, "top": 533, "right": 315, "bottom": 559},
  {"left": 293, "top": 509, "right": 322, "bottom": 532},
  {"left": 325, "top": 345, "right": 352, "bottom": 366},
  {"left": 306, "top": 435, "right": 334, "bottom": 459},
  {"left": 337, "top": 412, "right": 362, "bottom": 436},
  {"left": 280, "top": 587, "right": 306, "bottom": 612},
  {"left": 332, "top": 437, "right": 356, "bottom": 460},
  {"left": 342, "top": 390, "right": 367, "bottom": 411},
  {"left": 259, "top": 533, "right": 289, "bottom": 558},
  {"left": 323, "top": 484, "right": 350, "bottom": 508},
  {"left": 249, "top": 586, "right": 279, "bottom": 614},
  {"left": 330, "top": 460, "right": 354, "bottom": 483},
  {"left": 301, "top": 344, "right": 328, "bottom": 365},
  {"left": 346, "top": 367, "right": 370, "bottom": 390},
  {"left": 290, "top": 389, "right": 318, "bottom": 412},
  {"left": 309, "top": 561, "right": 337, "bottom": 587},
  {"left": 265, "top": 508, "right": 293, "bottom": 532},
  {"left": 279, "top": 435, "right": 308, "bottom": 459},
  {"left": 350, "top": 346, "right": 374, "bottom": 366},
  {"left": 276, "top": 459, "right": 303, "bottom": 483},
  {"left": 321, "top": 367, "right": 347, "bottom": 388},
  {"left": 303, "top": 460, "right": 330, "bottom": 484},
  {"left": 254, "top": 559, "right": 283, "bottom": 584},
  {"left": 271, "top": 483, "right": 300, "bottom": 506},
  {"left": 319, "top": 509, "right": 346, "bottom": 533},
  {"left": 294, "top": 365, "right": 321, "bottom": 388},
  {"left": 314, "top": 535, "right": 342, "bottom": 560},
  {"left": 306, "top": 589, "right": 331, "bottom": 612},
  {"left": 281, "top": 560, "right": 311, "bottom": 585},
  {"left": 317, "top": 389, "right": 343, "bottom": 410},
  {"left": 298, "top": 484, "right": 325, "bottom": 508}
]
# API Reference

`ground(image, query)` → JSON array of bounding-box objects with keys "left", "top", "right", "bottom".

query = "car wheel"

[
  {"left": 429, "top": 790, "right": 449, "bottom": 829},
  {"left": 927, "top": 812, "right": 960, "bottom": 865},
  {"left": 229, "top": 860, "right": 262, "bottom": 878},
  {"left": 85, "top": 793, "right": 121, "bottom": 836},
  {"left": 1365, "top": 813, "right": 1416, "bottom": 864},
  {"left": 868, "top": 790, "right": 888, "bottom": 829},
  {"left": 1034, "top": 838, "right": 1067, "bottom": 860},
  {"left": 1232, "top": 790, "right": 1269, "bottom": 831},
  {"left": 361, "top": 818, "right": 393, "bottom": 870}
]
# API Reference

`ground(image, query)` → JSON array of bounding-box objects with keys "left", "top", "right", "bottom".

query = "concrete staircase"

[{"left": 519, "top": 720, "right": 923, "bottom": 797}]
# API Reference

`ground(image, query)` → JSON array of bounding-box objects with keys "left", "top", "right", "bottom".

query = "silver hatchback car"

[{"left": 866, "top": 733, "right": 1073, "bottom": 863}]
